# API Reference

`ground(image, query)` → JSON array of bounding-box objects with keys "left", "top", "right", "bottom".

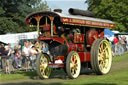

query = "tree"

[
  {"left": 85, "top": 0, "right": 128, "bottom": 32},
  {"left": 33, "top": 1, "right": 51, "bottom": 12},
  {"left": 0, "top": 0, "right": 50, "bottom": 34}
]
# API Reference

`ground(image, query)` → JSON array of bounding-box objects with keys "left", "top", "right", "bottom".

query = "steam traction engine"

[{"left": 25, "top": 8, "right": 115, "bottom": 79}]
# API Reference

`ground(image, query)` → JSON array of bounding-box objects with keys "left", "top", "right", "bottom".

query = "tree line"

[
  {"left": 0, "top": 0, "right": 127, "bottom": 34},
  {"left": 0, "top": 0, "right": 50, "bottom": 34},
  {"left": 85, "top": 0, "right": 128, "bottom": 32}
]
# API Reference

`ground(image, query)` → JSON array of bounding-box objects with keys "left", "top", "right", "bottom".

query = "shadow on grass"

[
  {"left": 0, "top": 82, "right": 117, "bottom": 85},
  {"left": 16, "top": 68, "right": 96, "bottom": 80},
  {"left": 1, "top": 82, "right": 63, "bottom": 85},
  {"left": 84, "top": 83, "right": 117, "bottom": 85},
  {"left": 16, "top": 70, "right": 38, "bottom": 79},
  {"left": 16, "top": 69, "right": 68, "bottom": 80}
]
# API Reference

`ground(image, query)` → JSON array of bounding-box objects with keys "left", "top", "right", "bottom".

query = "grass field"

[
  {"left": 0, "top": 54, "right": 128, "bottom": 85},
  {"left": 112, "top": 53, "right": 128, "bottom": 62},
  {"left": 64, "top": 68, "right": 128, "bottom": 85}
]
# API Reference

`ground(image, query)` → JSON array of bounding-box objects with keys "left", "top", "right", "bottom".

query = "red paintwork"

[
  {"left": 74, "top": 33, "right": 84, "bottom": 43},
  {"left": 78, "top": 52, "right": 85, "bottom": 62},
  {"left": 76, "top": 44, "right": 84, "bottom": 52},
  {"left": 56, "top": 56, "right": 64, "bottom": 61},
  {"left": 38, "top": 35, "right": 65, "bottom": 44},
  {"left": 67, "top": 44, "right": 84, "bottom": 53},
  {"left": 48, "top": 63, "right": 64, "bottom": 68},
  {"left": 43, "top": 24, "right": 50, "bottom": 31},
  {"left": 85, "top": 52, "right": 91, "bottom": 62},
  {"left": 99, "top": 31, "right": 104, "bottom": 39},
  {"left": 87, "top": 30, "right": 99, "bottom": 46},
  {"left": 61, "top": 17, "right": 115, "bottom": 28},
  {"left": 78, "top": 52, "right": 91, "bottom": 62},
  {"left": 67, "top": 43, "right": 77, "bottom": 54}
]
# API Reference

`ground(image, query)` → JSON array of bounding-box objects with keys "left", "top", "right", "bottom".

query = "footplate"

[{"left": 48, "top": 63, "right": 64, "bottom": 68}]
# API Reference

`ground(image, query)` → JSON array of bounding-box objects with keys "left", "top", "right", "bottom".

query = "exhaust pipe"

[{"left": 69, "top": 8, "right": 95, "bottom": 17}]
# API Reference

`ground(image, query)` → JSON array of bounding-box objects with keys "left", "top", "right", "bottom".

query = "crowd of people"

[
  {"left": 111, "top": 35, "right": 128, "bottom": 56},
  {"left": 0, "top": 40, "right": 49, "bottom": 74},
  {"left": 0, "top": 35, "right": 128, "bottom": 74}
]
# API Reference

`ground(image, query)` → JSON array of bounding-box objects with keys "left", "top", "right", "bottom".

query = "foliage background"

[
  {"left": 0, "top": 0, "right": 50, "bottom": 34},
  {"left": 0, "top": 0, "right": 128, "bottom": 34},
  {"left": 85, "top": 0, "right": 128, "bottom": 32}
]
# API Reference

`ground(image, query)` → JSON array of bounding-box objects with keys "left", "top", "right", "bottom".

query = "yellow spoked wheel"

[
  {"left": 36, "top": 53, "right": 52, "bottom": 79},
  {"left": 91, "top": 39, "right": 112, "bottom": 75},
  {"left": 66, "top": 51, "right": 81, "bottom": 79}
]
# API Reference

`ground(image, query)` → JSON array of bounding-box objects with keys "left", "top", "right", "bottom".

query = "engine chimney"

[
  {"left": 69, "top": 8, "right": 95, "bottom": 17},
  {"left": 54, "top": 9, "right": 62, "bottom": 13}
]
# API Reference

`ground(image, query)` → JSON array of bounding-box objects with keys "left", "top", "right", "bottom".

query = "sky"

[{"left": 44, "top": 0, "right": 88, "bottom": 14}]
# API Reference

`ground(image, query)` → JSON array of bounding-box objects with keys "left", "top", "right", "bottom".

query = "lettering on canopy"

[{"left": 61, "top": 17, "right": 114, "bottom": 28}]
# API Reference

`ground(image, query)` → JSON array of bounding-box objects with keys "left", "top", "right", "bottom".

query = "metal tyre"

[
  {"left": 66, "top": 51, "right": 81, "bottom": 79},
  {"left": 36, "top": 53, "right": 52, "bottom": 79},
  {"left": 91, "top": 39, "right": 112, "bottom": 75}
]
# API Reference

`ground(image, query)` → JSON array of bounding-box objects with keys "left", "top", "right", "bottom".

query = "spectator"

[
  {"left": 118, "top": 37, "right": 124, "bottom": 56},
  {"left": 4, "top": 44, "right": 12, "bottom": 74},
  {"left": 42, "top": 43, "right": 49, "bottom": 53},
  {"left": 114, "top": 35, "right": 119, "bottom": 56},
  {"left": 22, "top": 42, "right": 30, "bottom": 72},
  {"left": 11, "top": 45, "right": 17, "bottom": 69},
  {"left": 30, "top": 46, "right": 38, "bottom": 71},
  {"left": 42, "top": 43, "right": 53, "bottom": 61},
  {"left": 17, "top": 43, "right": 21, "bottom": 50},
  {"left": 0, "top": 45, "right": 1, "bottom": 68},
  {"left": 0, "top": 44, "right": 5, "bottom": 69},
  {"left": 35, "top": 41, "right": 42, "bottom": 53},
  {"left": 126, "top": 37, "right": 128, "bottom": 53},
  {"left": 13, "top": 46, "right": 18, "bottom": 55},
  {"left": 29, "top": 41, "right": 34, "bottom": 48},
  {"left": 9, "top": 45, "right": 15, "bottom": 73},
  {"left": 122, "top": 36, "right": 127, "bottom": 52},
  {"left": 15, "top": 49, "right": 22, "bottom": 69},
  {"left": 21, "top": 40, "right": 27, "bottom": 69}
]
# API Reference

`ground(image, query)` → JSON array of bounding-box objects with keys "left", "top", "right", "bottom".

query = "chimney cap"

[{"left": 54, "top": 9, "right": 62, "bottom": 13}]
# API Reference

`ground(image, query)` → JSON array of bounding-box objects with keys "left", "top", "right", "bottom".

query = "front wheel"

[
  {"left": 66, "top": 51, "right": 81, "bottom": 79},
  {"left": 36, "top": 53, "right": 52, "bottom": 79}
]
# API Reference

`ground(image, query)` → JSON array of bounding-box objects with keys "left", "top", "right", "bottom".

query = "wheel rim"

[
  {"left": 70, "top": 52, "right": 80, "bottom": 78},
  {"left": 40, "top": 54, "right": 51, "bottom": 78},
  {"left": 98, "top": 40, "right": 112, "bottom": 74}
]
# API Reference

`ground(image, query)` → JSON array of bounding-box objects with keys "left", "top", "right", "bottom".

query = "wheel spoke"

[
  {"left": 45, "top": 68, "right": 50, "bottom": 76},
  {"left": 98, "top": 52, "right": 103, "bottom": 61},
  {"left": 70, "top": 62, "right": 74, "bottom": 68},
  {"left": 100, "top": 43, "right": 104, "bottom": 51},
  {"left": 98, "top": 56, "right": 103, "bottom": 61},
  {"left": 99, "top": 63, "right": 103, "bottom": 71}
]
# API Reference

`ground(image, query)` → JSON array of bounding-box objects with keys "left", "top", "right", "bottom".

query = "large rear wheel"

[
  {"left": 66, "top": 51, "right": 81, "bottom": 79},
  {"left": 91, "top": 39, "right": 112, "bottom": 75},
  {"left": 36, "top": 53, "right": 52, "bottom": 79}
]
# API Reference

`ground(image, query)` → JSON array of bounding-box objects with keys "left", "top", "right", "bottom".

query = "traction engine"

[{"left": 25, "top": 8, "right": 115, "bottom": 79}]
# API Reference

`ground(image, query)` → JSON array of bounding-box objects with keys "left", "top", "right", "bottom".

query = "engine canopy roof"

[{"left": 25, "top": 11, "right": 115, "bottom": 29}]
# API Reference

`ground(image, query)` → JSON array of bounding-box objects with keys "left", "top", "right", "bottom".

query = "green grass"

[
  {"left": 0, "top": 53, "right": 128, "bottom": 84},
  {"left": 113, "top": 53, "right": 128, "bottom": 62},
  {"left": 0, "top": 71, "right": 37, "bottom": 82},
  {"left": 63, "top": 68, "right": 128, "bottom": 85}
]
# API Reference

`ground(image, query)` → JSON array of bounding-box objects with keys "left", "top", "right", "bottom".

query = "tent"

[
  {"left": 104, "top": 29, "right": 115, "bottom": 41},
  {"left": 115, "top": 32, "right": 128, "bottom": 35},
  {"left": 0, "top": 31, "right": 38, "bottom": 45}
]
